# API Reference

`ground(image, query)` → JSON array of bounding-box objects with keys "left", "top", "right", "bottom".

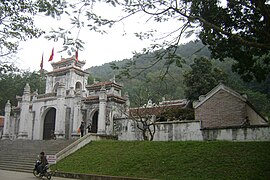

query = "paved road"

[{"left": 0, "top": 170, "right": 77, "bottom": 180}]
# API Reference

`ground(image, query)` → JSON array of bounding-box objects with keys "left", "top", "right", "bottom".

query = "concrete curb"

[{"left": 53, "top": 171, "right": 153, "bottom": 180}]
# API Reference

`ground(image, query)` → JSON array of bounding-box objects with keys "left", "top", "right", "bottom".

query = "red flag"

[
  {"left": 75, "top": 49, "right": 78, "bottom": 62},
  {"left": 48, "top": 48, "right": 54, "bottom": 61},
  {"left": 40, "top": 53, "right": 44, "bottom": 70}
]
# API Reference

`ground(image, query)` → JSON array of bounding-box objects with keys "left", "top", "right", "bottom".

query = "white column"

[
  {"left": 18, "top": 83, "right": 31, "bottom": 139},
  {"left": 98, "top": 86, "right": 107, "bottom": 134},
  {"left": 45, "top": 75, "right": 53, "bottom": 93},
  {"left": 2, "top": 100, "right": 11, "bottom": 139},
  {"left": 71, "top": 102, "right": 81, "bottom": 138},
  {"left": 54, "top": 83, "right": 66, "bottom": 139}
]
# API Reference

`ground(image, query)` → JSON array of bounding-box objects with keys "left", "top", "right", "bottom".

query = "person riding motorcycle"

[{"left": 38, "top": 151, "right": 48, "bottom": 176}]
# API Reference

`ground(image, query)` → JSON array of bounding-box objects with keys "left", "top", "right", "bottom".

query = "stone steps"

[{"left": 0, "top": 139, "right": 76, "bottom": 173}]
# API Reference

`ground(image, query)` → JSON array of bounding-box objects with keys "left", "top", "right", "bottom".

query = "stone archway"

[
  {"left": 43, "top": 108, "right": 56, "bottom": 140},
  {"left": 90, "top": 111, "right": 99, "bottom": 133}
]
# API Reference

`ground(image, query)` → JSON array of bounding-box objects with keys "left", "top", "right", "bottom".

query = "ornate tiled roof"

[
  {"left": 51, "top": 55, "right": 85, "bottom": 67},
  {"left": 46, "top": 66, "right": 88, "bottom": 76},
  {"left": 83, "top": 94, "right": 126, "bottom": 104},
  {"left": 129, "top": 103, "right": 188, "bottom": 117},
  {"left": 86, "top": 81, "right": 123, "bottom": 91}
]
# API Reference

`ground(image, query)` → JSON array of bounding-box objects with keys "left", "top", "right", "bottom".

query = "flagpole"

[{"left": 40, "top": 52, "right": 44, "bottom": 94}]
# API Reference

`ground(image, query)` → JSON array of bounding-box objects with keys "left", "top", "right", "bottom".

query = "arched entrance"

[
  {"left": 90, "top": 111, "right": 98, "bottom": 133},
  {"left": 43, "top": 108, "right": 56, "bottom": 140}
]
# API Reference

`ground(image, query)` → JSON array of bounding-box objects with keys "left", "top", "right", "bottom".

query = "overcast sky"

[
  {"left": 15, "top": 3, "right": 194, "bottom": 72},
  {"left": 17, "top": 22, "right": 153, "bottom": 72}
]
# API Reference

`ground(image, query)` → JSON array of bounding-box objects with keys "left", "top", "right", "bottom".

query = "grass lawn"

[{"left": 52, "top": 141, "right": 270, "bottom": 179}]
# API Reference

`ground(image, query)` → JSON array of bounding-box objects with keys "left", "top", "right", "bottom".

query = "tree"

[
  {"left": 242, "top": 89, "right": 270, "bottom": 117},
  {"left": 193, "top": 0, "right": 270, "bottom": 81},
  {"left": 87, "top": 0, "right": 269, "bottom": 82},
  {"left": 125, "top": 97, "right": 195, "bottom": 141},
  {"left": 119, "top": 82, "right": 167, "bottom": 141},
  {"left": 0, "top": 0, "right": 68, "bottom": 79},
  {"left": 0, "top": 70, "right": 46, "bottom": 115},
  {"left": 0, "top": 0, "right": 66, "bottom": 57},
  {"left": 183, "top": 57, "right": 227, "bottom": 100},
  {"left": 128, "top": 105, "right": 157, "bottom": 141},
  {"left": 124, "top": 74, "right": 182, "bottom": 108}
]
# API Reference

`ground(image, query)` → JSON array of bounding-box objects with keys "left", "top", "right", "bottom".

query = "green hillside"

[
  {"left": 85, "top": 41, "right": 270, "bottom": 116},
  {"left": 53, "top": 140, "right": 270, "bottom": 180}
]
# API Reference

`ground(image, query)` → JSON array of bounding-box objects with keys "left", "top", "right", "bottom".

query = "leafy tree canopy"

[
  {"left": 183, "top": 57, "right": 228, "bottom": 100},
  {"left": 87, "top": 0, "right": 269, "bottom": 82},
  {"left": 0, "top": 0, "right": 66, "bottom": 57},
  {"left": 0, "top": 69, "right": 45, "bottom": 115}
]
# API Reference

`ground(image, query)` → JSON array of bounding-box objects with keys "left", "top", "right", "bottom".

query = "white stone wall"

[
  {"left": 155, "top": 121, "right": 203, "bottom": 141},
  {"left": 115, "top": 118, "right": 270, "bottom": 141},
  {"left": 202, "top": 126, "right": 270, "bottom": 141},
  {"left": 115, "top": 118, "right": 142, "bottom": 141},
  {"left": 115, "top": 119, "right": 203, "bottom": 141}
]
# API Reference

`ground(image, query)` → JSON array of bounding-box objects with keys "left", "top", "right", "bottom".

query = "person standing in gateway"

[{"left": 79, "top": 121, "right": 85, "bottom": 137}]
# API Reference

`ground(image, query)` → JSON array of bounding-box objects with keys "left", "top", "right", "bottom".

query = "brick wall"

[{"left": 195, "top": 89, "right": 246, "bottom": 128}]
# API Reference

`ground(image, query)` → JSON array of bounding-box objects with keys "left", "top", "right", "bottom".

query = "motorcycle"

[{"left": 33, "top": 160, "right": 52, "bottom": 179}]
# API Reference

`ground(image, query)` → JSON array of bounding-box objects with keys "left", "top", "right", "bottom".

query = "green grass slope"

[{"left": 53, "top": 141, "right": 270, "bottom": 180}]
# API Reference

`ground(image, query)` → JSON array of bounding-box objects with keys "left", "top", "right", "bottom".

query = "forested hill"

[
  {"left": 85, "top": 41, "right": 211, "bottom": 82},
  {"left": 85, "top": 41, "right": 269, "bottom": 117},
  {"left": 85, "top": 41, "right": 217, "bottom": 103}
]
